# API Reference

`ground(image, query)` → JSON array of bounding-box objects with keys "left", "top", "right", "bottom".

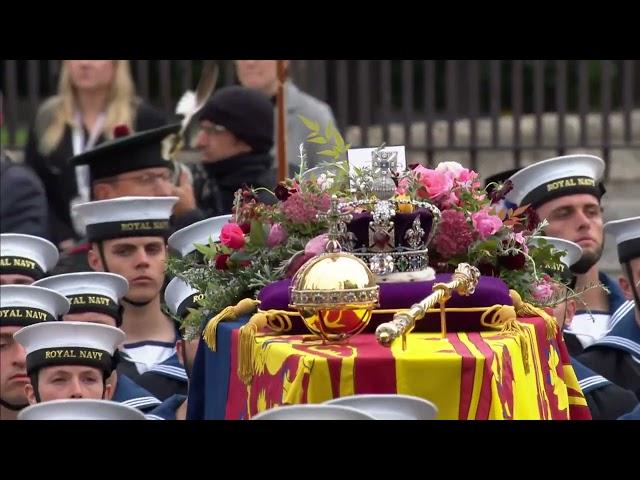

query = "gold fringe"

[
  {"left": 237, "top": 310, "right": 286, "bottom": 385},
  {"left": 480, "top": 305, "right": 531, "bottom": 375},
  {"left": 202, "top": 298, "right": 260, "bottom": 352},
  {"left": 509, "top": 290, "right": 558, "bottom": 340},
  {"left": 212, "top": 292, "right": 557, "bottom": 383}
]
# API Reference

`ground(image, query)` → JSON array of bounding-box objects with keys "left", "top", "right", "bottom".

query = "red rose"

[
  {"left": 214, "top": 254, "right": 230, "bottom": 270},
  {"left": 220, "top": 223, "right": 245, "bottom": 250},
  {"left": 239, "top": 222, "right": 251, "bottom": 234}
]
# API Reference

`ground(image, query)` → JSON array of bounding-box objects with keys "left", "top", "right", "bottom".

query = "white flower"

[
  {"left": 435, "top": 161, "right": 465, "bottom": 176},
  {"left": 316, "top": 173, "right": 334, "bottom": 191}
]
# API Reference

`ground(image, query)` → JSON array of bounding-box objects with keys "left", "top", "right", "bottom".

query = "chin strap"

[
  {"left": 29, "top": 372, "right": 42, "bottom": 404},
  {"left": 97, "top": 241, "right": 110, "bottom": 273},
  {"left": 624, "top": 262, "right": 640, "bottom": 313},
  {"left": 0, "top": 397, "right": 28, "bottom": 411},
  {"left": 123, "top": 297, "right": 153, "bottom": 307}
]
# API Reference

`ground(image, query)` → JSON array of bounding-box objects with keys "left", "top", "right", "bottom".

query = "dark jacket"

[
  {"left": 190, "top": 151, "right": 277, "bottom": 218},
  {"left": 572, "top": 358, "right": 638, "bottom": 420},
  {"left": 577, "top": 300, "right": 640, "bottom": 401},
  {"left": 24, "top": 100, "right": 167, "bottom": 245},
  {"left": 0, "top": 152, "right": 50, "bottom": 239}
]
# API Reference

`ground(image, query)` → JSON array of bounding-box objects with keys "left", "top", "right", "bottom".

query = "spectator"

[
  {"left": 235, "top": 60, "right": 338, "bottom": 170},
  {"left": 0, "top": 151, "right": 50, "bottom": 239},
  {"left": 24, "top": 60, "right": 167, "bottom": 252},
  {"left": 191, "top": 86, "right": 277, "bottom": 217}
]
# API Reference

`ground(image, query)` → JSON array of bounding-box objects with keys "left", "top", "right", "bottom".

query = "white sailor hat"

[
  {"left": 165, "top": 277, "right": 201, "bottom": 319},
  {"left": 167, "top": 214, "right": 232, "bottom": 257},
  {"left": 14, "top": 321, "right": 125, "bottom": 376},
  {"left": 251, "top": 404, "right": 376, "bottom": 420},
  {"left": 0, "top": 234, "right": 59, "bottom": 280},
  {"left": 325, "top": 394, "right": 438, "bottom": 420},
  {"left": 604, "top": 216, "right": 640, "bottom": 264},
  {"left": 1, "top": 285, "right": 70, "bottom": 327},
  {"left": 33, "top": 272, "right": 129, "bottom": 326},
  {"left": 72, "top": 196, "right": 178, "bottom": 242},
  {"left": 505, "top": 155, "right": 605, "bottom": 208},
  {"left": 18, "top": 399, "right": 147, "bottom": 420},
  {"left": 532, "top": 236, "right": 583, "bottom": 284}
]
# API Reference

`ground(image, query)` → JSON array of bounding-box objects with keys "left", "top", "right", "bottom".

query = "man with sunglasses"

[{"left": 52, "top": 124, "right": 200, "bottom": 275}]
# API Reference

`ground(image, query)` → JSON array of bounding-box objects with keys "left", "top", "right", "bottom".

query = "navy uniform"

[
  {"left": 0, "top": 233, "right": 59, "bottom": 283},
  {"left": 145, "top": 276, "right": 203, "bottom": 419},
  {"left": 72, "top": 195, "right": 187, "bottom": 401},
  {"left": 148, "top": 215, "right": 218, "bottom": 421},
  {"left": 572, "top": 358, "right": 638, "bottom": 420},
  {"left": 117, "top": 348, "right": 188, "bottom": 401},
  {"left": 33, "top": 271, "right": 161, "bottom": 411},
  {"left": 577, "top": 217, "right": 640, "bottom": 400},
  {"left": 111, "top": 371, "right": 161, "bottom": 412},
  {"left": 534, "top": 236, "right": 638, "bottom": 418},
  {"left": 506, "top": 155, "right": 626, "bottom": 351},
  {"left": 618, "top": 403, "right": 640, "bottom": 420}
]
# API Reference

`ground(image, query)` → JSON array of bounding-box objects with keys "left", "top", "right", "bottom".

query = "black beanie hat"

[{"left": 198, "top": 86, "right": 274, "bottom": 154}]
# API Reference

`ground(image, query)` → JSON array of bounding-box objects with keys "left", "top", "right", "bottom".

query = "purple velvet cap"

[
  {"left": 345, "top": 209, "right": 434, "bottom": 251},
  {"left": 258, "top": 273, "right": 513, "bottom": 334}
]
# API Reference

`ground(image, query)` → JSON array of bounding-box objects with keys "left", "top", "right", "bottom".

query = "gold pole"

[{"left": 376, "top": 263, "right": 480, "bottom": 349}]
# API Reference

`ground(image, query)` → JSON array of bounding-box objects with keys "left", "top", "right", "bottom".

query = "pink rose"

[
  {"left": 457, "top": 168, "right": 479, "bottom": 187},
  {"left": 220, "top": 223, "right": 246, "bottom": 250},
  {"left": 304, "top": 234, "right": 329, "bottom": 256},
  {"left": 511, "top": 231, "right": 529, "bottom": 254},
  {"left": 471, "top": 209, "right": 503, "bottom": 240},
  {"left": 435, "top": 161, "right": 479, "bottom": 187},
  {"left": 531, "top": 281, "right": 554, "bottom": 303},
  {"left": 415, "top": 166, "right": 454, "bottom": 200},
  {"left": 267, "top": 223, "right": 287, "bottom": 248}
]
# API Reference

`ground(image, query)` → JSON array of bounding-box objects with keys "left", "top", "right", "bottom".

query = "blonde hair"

[{"left": 37, "top": 60, "right": 139, "bottom": 155}]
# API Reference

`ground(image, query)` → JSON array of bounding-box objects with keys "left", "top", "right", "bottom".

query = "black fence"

[{"left": 2, "top": 60, "right": 639, "bottom": 179}]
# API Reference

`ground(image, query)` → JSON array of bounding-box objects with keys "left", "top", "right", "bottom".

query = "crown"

[{"left": 317, "top": 147, "right": 442, "bottom": 279}]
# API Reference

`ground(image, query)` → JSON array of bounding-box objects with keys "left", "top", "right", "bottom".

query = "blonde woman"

[{"left": 24, "top": 60, "right": 167, "bottom": 252}]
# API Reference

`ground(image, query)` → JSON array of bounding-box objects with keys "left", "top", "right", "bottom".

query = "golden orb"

[{"left": 290, "top": 251, "right": 379, "bottom": 342}]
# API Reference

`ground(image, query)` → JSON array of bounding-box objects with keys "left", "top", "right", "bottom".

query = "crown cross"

[{"left": 317, "top": 195, "right": 353, "bottom": 253}]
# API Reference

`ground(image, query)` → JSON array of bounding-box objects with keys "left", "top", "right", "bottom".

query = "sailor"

[
  {"left": 33, "top": 272, "right": 161, "bottom": 412},
  {"left": 506, "top": 155, "right": 626, "bottom": 351}
]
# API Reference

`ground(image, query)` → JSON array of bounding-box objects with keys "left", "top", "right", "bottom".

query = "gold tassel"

[
  {"left": 202, "top": 298, "right": 260, "bottom": 352},
  {"left": 238, "top": 311, "right": 271, "bottom": 385},
  {"left": 509, "top": 290, "right": 558, "bottom": 340},
  {"left": 480, "top": 305, "right": 530, "bottom": 375}
]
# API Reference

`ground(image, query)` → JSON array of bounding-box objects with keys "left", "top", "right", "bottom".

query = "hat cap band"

[
  {"left": 27, "top": 347, "right": 114, "bottom": 376},
  {"left": 619, "top": 238, "right": 640, "bottom": 264},
  {"left": 0, "top": 306, "right": 56, "bottom": 327},
  {"left": 521, "top": 175, "right": 602, "bottom": 208},
  {"left": 86, "top": 219, "right": 170, "bottom": 242},
  {"left": 176, "top": 292, "right": 205, "bottom": 318},
  {"left": 67, "top": 294, "right": 121, "bottom": 323},
  {"left": 0, "top": 256, "right": 45, "bottom": 279}
]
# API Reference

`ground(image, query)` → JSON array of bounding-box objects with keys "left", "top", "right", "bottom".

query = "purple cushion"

[{"left": 258, "top": 273, "right": 513, "bottom": 334}]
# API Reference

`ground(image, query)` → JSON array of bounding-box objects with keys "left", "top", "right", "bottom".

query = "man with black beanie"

[{"left": 189, "top": 86, "right": 277, "bottom": 218}]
